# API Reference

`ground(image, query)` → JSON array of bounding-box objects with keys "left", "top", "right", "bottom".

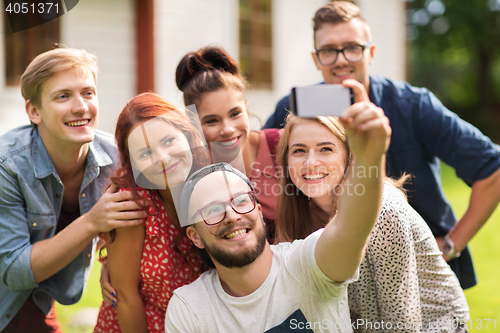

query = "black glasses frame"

[
  {"left": 315, "top": 43, "right": 372, "bottom": 66},
  {"left": 192, "top": 191, "right": 258, "bottom": 226}
]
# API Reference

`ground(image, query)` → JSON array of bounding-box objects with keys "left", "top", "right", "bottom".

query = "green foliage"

[{"left": 408, "top": 0, "right": 500, "bottom": 142}]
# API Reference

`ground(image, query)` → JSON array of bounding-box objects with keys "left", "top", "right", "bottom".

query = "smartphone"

[{"left": 290, "top": 84, "right": 353, "bottom": 117}]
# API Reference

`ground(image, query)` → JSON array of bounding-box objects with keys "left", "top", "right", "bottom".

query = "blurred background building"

[{"left": 0, "top": 0, "right": 406, "bottom": 134}]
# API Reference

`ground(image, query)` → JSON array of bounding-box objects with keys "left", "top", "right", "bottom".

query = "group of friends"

[{"left": 1, "top": 1, "right": 500, "bottom": 333}]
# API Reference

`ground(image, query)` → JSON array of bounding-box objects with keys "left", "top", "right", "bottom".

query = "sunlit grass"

[
  {"left": 55, "top": 262, "right": 103, "bottom": 332},
  {"left": 440, "top": 163, "right": 500, "bottom": 331}
]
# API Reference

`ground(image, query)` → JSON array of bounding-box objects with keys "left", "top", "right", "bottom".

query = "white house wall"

[
  {"left": 0, "top": 0, "right": 136, "bottom": 134},
  {"left": 60, "top": 0, "right": 136, "bottom": 134},
  {"left": 357, "top": 0, "right": 406, "bottom": 82},
  {"left": 154, "top": 0, "right": 239, "bottom": 112},
  {"left": 0, "top": 11, "right": 30, "bottom": 134}
]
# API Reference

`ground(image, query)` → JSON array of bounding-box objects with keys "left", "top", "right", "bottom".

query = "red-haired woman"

[
  {"left": 93, "top": 93, "right": 209, "bottom": 333},
  {"left": 175, "top": 46, "right": 282, "bottom": 241}
]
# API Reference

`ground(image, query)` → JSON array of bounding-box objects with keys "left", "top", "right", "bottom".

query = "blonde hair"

[
  {"left": 21, "top": 47, "right": 98, "bottom": 107},
  {"left": 275, "top": 115, "right": 351, "bottom": 243}
]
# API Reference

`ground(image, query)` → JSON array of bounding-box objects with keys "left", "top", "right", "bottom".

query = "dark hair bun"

[{"left": 176, "top": 46, "right": 239, "bottom": 91}]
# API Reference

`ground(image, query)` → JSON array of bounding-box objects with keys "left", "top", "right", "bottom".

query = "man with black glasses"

[{"left": 264, "top": 1, "right": 500, "bottom": 290}]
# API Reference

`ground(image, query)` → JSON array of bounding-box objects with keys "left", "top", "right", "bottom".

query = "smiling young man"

[
  {"left": 0, "top": 48, "right": 146, "bottom": 332},
  {"left": 264, "top": 1, "right": 500, "bottom": 290},
  {"left": 165, "top": 81, "right": 391, "bottom": 332}
]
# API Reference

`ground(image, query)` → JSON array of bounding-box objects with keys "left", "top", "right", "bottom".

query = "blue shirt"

[
  {"left": 265, "top": 75, "right": 500, "bottom": 289},
  {"left": 0, "top": 126, "right": 118, "bottom": 330}
]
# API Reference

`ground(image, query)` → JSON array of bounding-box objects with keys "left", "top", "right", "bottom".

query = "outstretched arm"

[{"left": 315, "top": 79, "right": 391, "bottom": 282}]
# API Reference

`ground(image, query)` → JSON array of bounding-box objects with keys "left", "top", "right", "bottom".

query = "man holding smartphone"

[
  {"left": 264, "top": 1, "right": 500, "bottom": 289},
  {"left": 0, "top": 48, "right": 146, "bottom": 332}
]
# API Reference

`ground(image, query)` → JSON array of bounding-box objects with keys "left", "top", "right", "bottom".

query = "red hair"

[
  {"left": 112, "top": 92, "right": 208, "bottom": 193},
  {"left": 102, "top": 92, "right": 209, "bottom": 273}
]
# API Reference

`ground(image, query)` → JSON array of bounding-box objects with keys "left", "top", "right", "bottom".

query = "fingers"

[
  {"left": 114, "top": 199, "right": 145, "bottom": 212},
  {"left": 108, "top": 217, "right": 145, "bottom": 229},
  {"left": 114, "top": 209, "right": 147, "bottom": 221},
  {"left": 352, "top": 118, "right": 391, "bottom": 137},
  {"left": 340, "top": 102, "right": 387, "bottom": 132},
  {"left": 108, "top": 189, "right": 138, "bottom": 202},
  {"left": 101, "top": 189, "right": 147, "bottom": 215},
  {"left": 343, "top": 104, "right": 384, "bottom": 129},
  {"left": 342, "top": 79, "right": 369, "bottom": 103},
  {"left": 104, "top": 183, "right": 118, "bottom": 194},
  {"left": 102, "top": 288, "right": 117, "bottom": 306},
  {"left": 100, "top": 263, "right": 117, "bottom": 306}
]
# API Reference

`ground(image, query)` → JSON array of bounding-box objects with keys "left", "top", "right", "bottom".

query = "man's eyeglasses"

[
  {"left": 315, "top": 43, "right": 372, "bottom": 66},
  {"left": 191, "top": 191, "right": 257, "bottom": 226}
]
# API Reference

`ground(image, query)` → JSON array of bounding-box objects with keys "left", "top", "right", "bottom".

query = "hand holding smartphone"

[{"left": 290, "top": 84, "right": 353, "bottom": 117}]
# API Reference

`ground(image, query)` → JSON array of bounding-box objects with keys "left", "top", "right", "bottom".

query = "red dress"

[{"left": 94, "top": 188, "right": 202, "bottom": 333}]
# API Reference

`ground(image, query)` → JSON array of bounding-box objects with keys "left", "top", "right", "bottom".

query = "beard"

[{"left": 201, "top": 219, "right": 267, "bottom": 269}]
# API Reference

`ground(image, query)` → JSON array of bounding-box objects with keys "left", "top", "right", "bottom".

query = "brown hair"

[
  {"left": 175, "top": 46, "right": 248, "bottom": 108},
  {"left": 21, "top": 47, "right": 98, "bottom": 107},
  {"left": 275, "top": 114, "right": 408, "bottom": 243},
  {"left": 313, "top": 1, "right": 371, "bottom": 44},
  {"left": 275, "top": 115, "right": 351, "bottom": 243}
]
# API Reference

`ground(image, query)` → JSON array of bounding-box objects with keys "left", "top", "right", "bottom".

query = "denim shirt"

[
  {"left": 0, "top": 126, "right": 118, "bottom": 330},
  {"left": 266, "top": 75, "right": 500, "bottom": 289}
]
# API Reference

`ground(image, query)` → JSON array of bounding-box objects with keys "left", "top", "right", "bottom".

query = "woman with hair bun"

[
  {"left": 94, "top": 92, "right": 209, "bottom": 333},
  {"left": 175, "top": 46, "right": 282, "bottom": 241}
]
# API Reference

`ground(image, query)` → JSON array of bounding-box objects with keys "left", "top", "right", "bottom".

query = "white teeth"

[
  {"left": 334, "top": 71, "right": 351, "bottom": 76},
  {"left": 303, "top": 174, "right": 326, "bottom": 180},
  {"left": 67, "top": 120, "right": 89, "bottom": 127},
  {"left": 225, "top": 229, "right": 247, "bottom": 239},
  {"left": 218, "top": 138, "right": 238, "bottom": 146}
]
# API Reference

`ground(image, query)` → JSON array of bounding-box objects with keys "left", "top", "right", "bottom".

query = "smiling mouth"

[
  {"left": 217, "top": 137, "right": 239, "bottom": 146},
  {"left": 302, "top": 174, "right": 327, "bottom": 180},
  {"left": 160, "top": 161, "right": 179, "bottom": 174},
  {"left": 66, "top": 119, "right": 90, "bottom": 127},
  {"left": 333, "top": 70, "right": 353, "bottom": 77},
  {"left": 224, "top": 228, "right": 249, "bottom": 239}
]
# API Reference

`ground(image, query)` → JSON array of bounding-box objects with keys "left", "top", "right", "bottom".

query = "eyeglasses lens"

[
  {"left": 201, "top": 193, "right": 256, "bottom": 225},
  {"left": 319, "top": 45, "right": 364, "bottom": 65}
]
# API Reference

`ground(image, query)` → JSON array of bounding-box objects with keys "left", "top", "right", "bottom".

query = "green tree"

[{"left": 408, "top": 0, "right": 500, "bottom": 142}]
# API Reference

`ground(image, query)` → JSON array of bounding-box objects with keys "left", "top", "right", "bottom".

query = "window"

[
  {"left": 4, "top": 12, "right": 60, "bottom": 86},
  {"left": 239, "top": 0, "right": 272, "bottom": 89}
]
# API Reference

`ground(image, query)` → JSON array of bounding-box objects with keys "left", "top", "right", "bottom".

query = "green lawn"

[
  {"left": 55, "top": 162, "right": 500, "bottom": 332},
  {"left": 441, "top": 162, "right": 500, "bottom": 332},
  {"left": 55, "top": 262, "right": 103, "bottom": 332}
]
